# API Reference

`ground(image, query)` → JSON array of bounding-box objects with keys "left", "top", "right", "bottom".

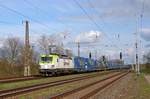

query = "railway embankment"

[{"left": 1, "top": 70, "right": 150, "bottom": 99}]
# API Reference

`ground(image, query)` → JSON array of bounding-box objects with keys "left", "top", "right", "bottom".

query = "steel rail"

[
  {"left": 0, "top": 71, "right": 115, "bottom": 98},
  {"left": 50, "top": 71, "right": 129, "bottom": 99}
]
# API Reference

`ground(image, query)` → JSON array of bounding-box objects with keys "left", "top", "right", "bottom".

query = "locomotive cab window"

[{"left": 41, "top": 56, "right": 53, "bottom": 62}]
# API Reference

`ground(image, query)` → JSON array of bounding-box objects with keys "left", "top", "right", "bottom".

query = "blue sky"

[{"left": 0, "top": 0, "right": 150, "bottom": 64}]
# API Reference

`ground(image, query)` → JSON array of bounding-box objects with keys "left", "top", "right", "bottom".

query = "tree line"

[{"left": 0, "top": 34, "right": 60, "bottom": 77}]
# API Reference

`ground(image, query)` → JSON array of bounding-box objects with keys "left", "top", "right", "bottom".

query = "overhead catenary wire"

[
  {"left": 25, "top": 0, "right": 112, "bottom": 50},
  {"left": 23, "top": 0, "right": 77, "bottom": 48},
  {"left": 73, "top": 0, "right": 120, "bottom": 50},
  {"left": 87, "top": 0, "right": 138, "bottom": 62},
  {"left": 0, "top": 20, "right": 19, "bottom": 24},
  {"left": 73, "top": 0, "right": 103, "bottom": 33},
  {"left": 63, "top": 0, "right": 118, "bottom": 57},
  {"left": 87, "top": 0, "right": 122, "bottom": 50},
  {"left": 0, "top": 3, "right": 58, "bottom": 33},
  {"left": 23, "top": 0, "right": 69, "bottom": 28},
  {"left": 87, "top": 0, "right": 107, "bottom": 29},
  {"left": 0, "top": 0, "right": 122, "bottom": 57}
]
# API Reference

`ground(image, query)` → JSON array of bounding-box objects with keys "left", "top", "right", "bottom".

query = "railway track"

[
  {"left": 0, "top": 75, "right": 41, "bottom": 83},
  {"left": 50, "top": 71, "right": 129, "bottom": 99},
  {"left": 0, "top": 71, "right": 117, "bottom": 98},
  {"left": 0, "top": 70, "right": 119, "bottom": 83}
]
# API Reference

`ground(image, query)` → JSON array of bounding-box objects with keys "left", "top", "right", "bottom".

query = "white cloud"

[
  {"left": 75, "top": 30, "right": 103, "bottom": 43},
  {"left": 127, "top": 48, "right": 134, "bottom": 56},
  {"left": 141, "top": 28, "right": 150, "bottom": 41},
  {"left": 141, "top": 28, "right": 150, "bottom": 32}
]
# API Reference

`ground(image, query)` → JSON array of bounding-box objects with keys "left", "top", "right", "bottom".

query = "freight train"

[{"left": 39, "top": 54, "right": 130, "bottom": 76}]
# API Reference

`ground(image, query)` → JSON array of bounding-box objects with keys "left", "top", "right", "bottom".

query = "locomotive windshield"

[{"left": 41, "top": 56, "right": 53, "bottom": 62}]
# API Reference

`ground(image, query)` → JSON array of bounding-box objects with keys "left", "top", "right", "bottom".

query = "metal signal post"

[
  {"left": 77, "top": 42, "right": 80, "bottom": 57},
  {"left": 135, "top": 32, "right": 140, "bottom": 75}
]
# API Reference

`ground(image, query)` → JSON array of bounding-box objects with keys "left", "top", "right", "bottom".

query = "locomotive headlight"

[
  {"left": 40, "top": 64, "right": 44, "bottom": 69},
  {"left": 40, "top": 64, "right": 55, "bottom": 69},
  {"left": 40, "top": 64, "right": 48, "bottom": 69}
]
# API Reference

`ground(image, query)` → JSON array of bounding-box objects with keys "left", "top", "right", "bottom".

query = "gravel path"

[
  {"left": 61, "top": 73, "right": 122, "bottom": 99},
  {"left": 91, "top": 73, "right": 139, "bottom": 99}
]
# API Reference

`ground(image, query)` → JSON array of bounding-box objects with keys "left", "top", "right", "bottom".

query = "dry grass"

[
  {"left": 0, "top": 60, "right": 39, "bottom": 78},
  {"left": 138, "top": 74, "right": 150, "bottom": 99},
  {"left": 0, "top": 71, "right": 110, "bottom": 90},
  {"left": 11, "top": 72, "right": 114, "bottom": 99}
]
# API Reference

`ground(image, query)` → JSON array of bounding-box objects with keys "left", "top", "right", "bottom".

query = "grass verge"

[
  {"left": 0, "top": 71, "right": 110, "bottom": 90},
  {"left": 137, "top": 74, "right": 150, "bottom": 99},
  {"left": 13, "top": 73, "right": 116, "bottom": 99}
]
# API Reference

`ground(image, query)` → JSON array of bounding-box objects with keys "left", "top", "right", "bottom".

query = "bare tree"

[
  {"left": 38, "top": 32, "right": 70, "bottom": 55},
  {"left": 0, "top": 36, "right": 40, "bottom": 75},
  {"left": 0, "top": 37, "right": 23, "bottom": 74},
  {"left": 38, "top": 35, "right": 56, "bottom": 54},
  {"left": 143, "top": 52, "right": 150, "bottom": 69},
  {"left": 2, "top": 37, "right": 22, "bottom": 64},
  {"left": 143, "top": 52, "right": 150, "bottom": 63}
]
